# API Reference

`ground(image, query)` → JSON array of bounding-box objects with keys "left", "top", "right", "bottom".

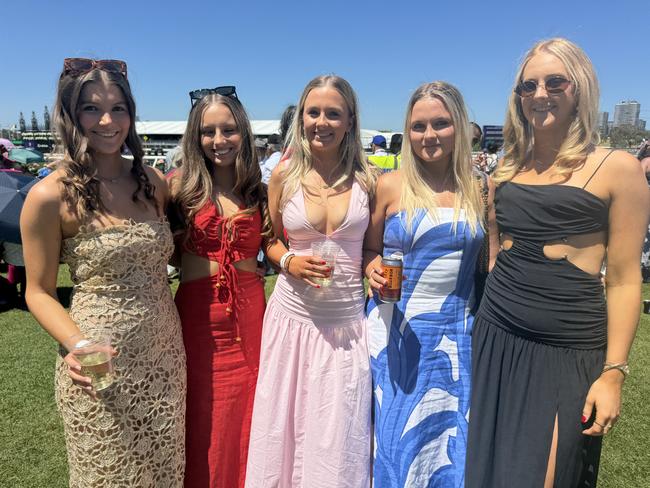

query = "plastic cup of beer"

[
  {"left": 311, "top": 240, "right": 340, "bottom": 287},
  {"left": 64, "top": 333, "right": 115, "bottom": 391}
]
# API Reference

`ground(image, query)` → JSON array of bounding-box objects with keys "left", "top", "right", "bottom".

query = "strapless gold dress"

[{"left": 55, "top": 219, "right": 186, "bottom": 487}]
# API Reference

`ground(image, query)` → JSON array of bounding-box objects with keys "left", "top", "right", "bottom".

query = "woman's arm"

[
  {"left": 486, "top": 175, "right": 499, "bottom": 270},
  {"left": 264, "top": 164, "right": 329, "bottom": 287},
  {"left": 363, "top": 172, "right": 398, "bottom": 292},
  {"left": 20, "top": 178, "right": 98, "bottom": 396},
  {"left": 582, "top": 151, "right": 650, "bottom": 435}
]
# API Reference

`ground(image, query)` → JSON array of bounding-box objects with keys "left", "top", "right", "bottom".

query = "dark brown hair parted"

[{"left": 53, "top": 67, "right": 156, "bottom": 221}]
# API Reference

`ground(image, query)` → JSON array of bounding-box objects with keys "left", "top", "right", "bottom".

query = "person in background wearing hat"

[{"left": 368, "top": 134, "right": 399, "bottom": 172}]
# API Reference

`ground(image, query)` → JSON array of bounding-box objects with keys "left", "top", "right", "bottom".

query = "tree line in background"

[{"left": 607, "top": 125, "right": 649, "bottom": 149}]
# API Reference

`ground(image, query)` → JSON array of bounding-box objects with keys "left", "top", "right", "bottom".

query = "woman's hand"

[
  {"left": 287, "top": 255, "right": 331, "bottom": 288},
  {"left": 366, "top": 264, "right": 387, "bottom": 296},
  {"left": 581, "top": 370, "right": 624, "bottom": 436},
  {"left": 63, "top": 346, "right": 118, "bottom": 400},
  {"left": 63, "top": 352, "right": 97, "bottom": 400}
]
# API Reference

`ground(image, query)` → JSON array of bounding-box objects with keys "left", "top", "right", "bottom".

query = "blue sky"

[{"left": 1, "top": 0, "right": 647, "bottom": 131}]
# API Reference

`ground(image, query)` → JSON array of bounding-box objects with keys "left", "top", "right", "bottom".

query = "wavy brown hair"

[
  {"left": 173, "top": 94, "right": 272, "bottom": 238},
  {"left": 53, "top": 67, "right": 155, "bottom": 221},
  {"left": 493, "top": 38, "right": 600, "bottom": 184}
]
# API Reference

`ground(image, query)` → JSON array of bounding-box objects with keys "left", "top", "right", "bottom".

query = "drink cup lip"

[{"left": 62, "top": 332, "right": 112, "bottom": 353}]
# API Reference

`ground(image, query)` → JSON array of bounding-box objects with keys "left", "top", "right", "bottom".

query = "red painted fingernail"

[
  {"left": 316, "top": 285, "right": 321, "bottom": 288},
  {"left": 321, "top": 261, "right": 326, "bottom": 265},
  {"left": 581, "top": 415, "right": 587, "bottom": 423}
]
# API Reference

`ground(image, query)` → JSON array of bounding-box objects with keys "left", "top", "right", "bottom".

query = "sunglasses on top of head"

[
  {"left": 62, "top": 58, "right": 128, "bottom": 79},
  {"left": 189, "top": 86, "right": 238, "bottom": 107},
  {"left": 514, "top": 76, "right": 572, "bottom": 98}
]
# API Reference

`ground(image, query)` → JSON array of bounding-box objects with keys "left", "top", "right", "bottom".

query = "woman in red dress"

[{"left": 170, "top": 86, "right": 271, "bottom": 488}]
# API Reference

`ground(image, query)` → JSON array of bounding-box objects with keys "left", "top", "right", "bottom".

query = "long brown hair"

[
  {"left": 53, "top": 67, "right": 155, "bottom": 221},
  {"left": 173, "top": 94, "right": 272, "bottom": 237}
]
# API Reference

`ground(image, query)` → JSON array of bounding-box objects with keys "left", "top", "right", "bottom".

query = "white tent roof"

[{"left": 135, "top": 120, "right": 398, "bottom": 149}]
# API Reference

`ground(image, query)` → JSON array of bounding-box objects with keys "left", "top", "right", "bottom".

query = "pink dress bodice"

[{"left": 273, "top": 179, "right": 370, "bottom": 324}]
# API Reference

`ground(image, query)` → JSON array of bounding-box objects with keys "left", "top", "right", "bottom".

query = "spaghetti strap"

[{"left": 582, "top": 149, "right": 614, "bottom": 189}]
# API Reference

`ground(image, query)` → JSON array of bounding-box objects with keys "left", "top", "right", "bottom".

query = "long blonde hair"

[
  {"left": 279, "top": 75, "right": 377, "bottom": 210},
  {"left": 173, "top": 94, "right": 271, "bottom": 237},
  {"left": 400, "top": 81, "right": 482, "bottom": 235},
  {"left": 493, "top": 38, "right": 600, "bottom": 183}
]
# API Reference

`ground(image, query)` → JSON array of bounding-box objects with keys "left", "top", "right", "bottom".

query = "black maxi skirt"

[{"left": 466, "top": 317, "right": 605, "bottom": 488}]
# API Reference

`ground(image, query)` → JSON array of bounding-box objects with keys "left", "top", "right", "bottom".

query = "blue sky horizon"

[{"left": 1, "top": 0, "right": 647, "bottom": 132}]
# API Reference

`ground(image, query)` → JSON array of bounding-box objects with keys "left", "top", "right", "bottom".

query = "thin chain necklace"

[{"left": 96, "top": 167, "right": 126, "bottom": 184}]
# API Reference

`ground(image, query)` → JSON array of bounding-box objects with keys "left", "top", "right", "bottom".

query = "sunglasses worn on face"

[
  {"left": 189, "top": 86, "right": 238, "bottom": 106},
  {"left": 63, "top": 58, "right": 128, "bottom": 78},
  {"left": 515, "top": 76, "right": 571, "bottom": 97}
]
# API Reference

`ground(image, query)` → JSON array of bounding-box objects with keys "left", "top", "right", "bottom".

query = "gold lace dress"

[{"left": 55, "top": 219, "right": 186, "bottom": 487}]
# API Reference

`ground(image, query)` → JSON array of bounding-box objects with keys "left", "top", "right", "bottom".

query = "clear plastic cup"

[
  {"left": 64, "top": 333, "right": 115, "bottom": 391},
  {"left": 311, "top": 240, "right": 340, "bottom": 287}
]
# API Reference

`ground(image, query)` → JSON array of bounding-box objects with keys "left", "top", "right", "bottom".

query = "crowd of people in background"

[{"left": 10, "top": 36, "right": 650, "bottom": 488}]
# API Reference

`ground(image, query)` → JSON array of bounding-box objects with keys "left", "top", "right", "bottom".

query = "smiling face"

[
  {"left": 409, "top": 97, "right": 455, "bottom": 166},
  {"left": 519, "top": 52, "right": 576, "bottom": 133},
  {"left": 302, "top": 86, "right": 353, "bottom": 157},
  {"left": 77, "top": 81, "right": 131, "bottom": 156},
  {"left": 200, "top": 102, "right": 242, "bottom": 168}
]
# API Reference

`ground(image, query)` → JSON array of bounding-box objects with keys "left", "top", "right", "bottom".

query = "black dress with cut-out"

[{"left": 466, "top": 160, "right": 611, "bottom": 488}]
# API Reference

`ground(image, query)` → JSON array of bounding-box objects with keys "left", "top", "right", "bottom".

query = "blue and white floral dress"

[{"left": 367, "top": 208, "right": 483, "bottom": 488}]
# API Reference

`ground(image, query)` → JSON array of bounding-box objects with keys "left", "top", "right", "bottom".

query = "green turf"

[{"left": 0, "top": 269, "right": 647, "bottom": 487}]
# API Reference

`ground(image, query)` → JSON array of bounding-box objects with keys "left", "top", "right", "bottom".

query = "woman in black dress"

[{"left": 466, "top": 38, "right": 649, "bottom": 487}]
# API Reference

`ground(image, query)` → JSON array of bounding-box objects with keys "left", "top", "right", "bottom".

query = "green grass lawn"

[{"left": 1, "top": 270, "right": 648, "bottom": 487}]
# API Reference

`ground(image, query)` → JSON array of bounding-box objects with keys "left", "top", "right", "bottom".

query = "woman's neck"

[
  {"left": 92, "top": 151, "right": 127, "bottom": 179},
  {"left": 532, "top": 125, "right": 570, "bottom": 165},
  {"left": 212, "top": 165, "right": 236, "bottom": 193},
  {"left": 421, "top": 158, "right": 453, "bottom": 192}
]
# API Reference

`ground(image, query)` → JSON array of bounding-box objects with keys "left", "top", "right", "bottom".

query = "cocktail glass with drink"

[
  {"left": 311, "top": 240, "right": 340, "bottom": 287},
  {"left": 64, "top": 333, "right": 115, "bottom": 391}
]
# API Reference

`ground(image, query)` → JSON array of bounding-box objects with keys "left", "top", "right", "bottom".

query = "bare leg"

[{"left": 544, "top": 414, "right": 559, "bottom": 488}]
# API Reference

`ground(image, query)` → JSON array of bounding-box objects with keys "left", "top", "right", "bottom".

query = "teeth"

[
  {"left": 95, "top": 131, "right": 118, "bottom": 137},
  {"left": 215, "top": 149, "right": 231, "bottom": 155}
]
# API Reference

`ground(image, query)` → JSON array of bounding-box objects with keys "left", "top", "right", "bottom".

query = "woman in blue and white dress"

[{"left": 363, "top": 81, "right": 498, "bottom": 487}]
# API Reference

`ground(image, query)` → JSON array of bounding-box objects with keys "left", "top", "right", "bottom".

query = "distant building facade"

[
  {"left": 597, "top": 111, "right": 609, "bottom": 136},
  {"left": 613, "top": 100, "right": 641, "bottom": 127}
]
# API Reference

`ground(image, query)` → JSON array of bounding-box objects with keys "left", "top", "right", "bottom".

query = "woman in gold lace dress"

[{"left": 20, "top": 59, "right": 186, "bottom": 487}]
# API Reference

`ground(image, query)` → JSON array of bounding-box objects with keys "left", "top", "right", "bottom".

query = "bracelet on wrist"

[
  {"left": 285, "top": 255, "right": 295, "bottom": 275},
  {"left": 279, "top": 251, "right": 295, "bottom": 274},
  {"left": 601, "top": 362, "right": 629, "bottom": 378}
]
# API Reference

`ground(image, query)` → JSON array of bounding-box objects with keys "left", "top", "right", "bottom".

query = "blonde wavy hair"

[
  {"left": 493, "top": 38, "right": 600, "bottom": 183},
  {"left": 173, "top": 94, "right": 272, "bottom": 238},
  {"left": 53, "top": 68, "right": 155, "bottom": 221},
  {"left": 279, "top": 75, "right": 377, "bottom": 210},
  {"left": 400, "top": 81, "right": 482, "bottom": 235}
]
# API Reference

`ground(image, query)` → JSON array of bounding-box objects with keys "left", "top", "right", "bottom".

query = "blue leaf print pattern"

[{"left": 367, "top": 209, "right": 483, "bottom": 488}]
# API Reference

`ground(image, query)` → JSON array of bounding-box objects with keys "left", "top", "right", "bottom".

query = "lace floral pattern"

[{"left": 57, "top": 220, "right": 186, "bottom": 487}]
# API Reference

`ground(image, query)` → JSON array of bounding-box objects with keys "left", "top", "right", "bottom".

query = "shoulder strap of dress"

[{"left": 582, "top": 149, "right": 614, "bottom": 189}]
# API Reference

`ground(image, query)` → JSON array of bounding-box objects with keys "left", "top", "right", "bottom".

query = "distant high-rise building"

[
  {"left": 597, "top": 111, "right": 609, "bottom": 135},
  {"left": 613, "top": 100, "right": 640, "bottom": 127},
  {"left": 638, "top": 119, "right": 646, "bottom": 131}
]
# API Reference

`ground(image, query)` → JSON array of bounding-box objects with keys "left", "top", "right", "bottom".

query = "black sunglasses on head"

[
  {"left": 189, "top": 86, "right": 238, "bottom": 106},
  {"left": 514, "top": 75, "right": 571, "bottom": 97}
]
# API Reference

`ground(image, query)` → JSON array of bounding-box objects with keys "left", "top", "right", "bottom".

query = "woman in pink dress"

[{"left": 246, "top": 75, "right": 377, "bottom": 487}]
